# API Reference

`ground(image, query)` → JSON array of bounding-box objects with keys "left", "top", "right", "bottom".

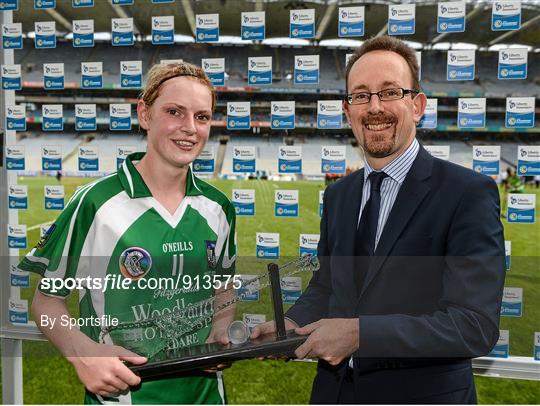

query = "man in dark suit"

[{"left": 252, "top": 36, "right": 505, "bottom": 404}]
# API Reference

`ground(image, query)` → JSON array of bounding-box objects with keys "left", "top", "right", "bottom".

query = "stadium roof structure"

[{"left": 12, "top": 0, "right": 540, "bottom": 49}]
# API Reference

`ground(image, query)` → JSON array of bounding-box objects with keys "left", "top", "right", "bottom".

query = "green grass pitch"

[{"left": 0, "top": 175, "right": 538, "bottom": 404}]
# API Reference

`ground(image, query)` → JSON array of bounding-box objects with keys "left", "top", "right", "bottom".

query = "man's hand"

[
  {"left": 206, "top": 327, "right": 230, "bottom": 346},
  {"left": 294, "top": 318, "right": 359, "bottom": 366},
  {"left": 250, "top": 319, "right": 298, "bottom": 339},
  {"left": 67, "top": 341, "right": 147, "bottom": 397}
]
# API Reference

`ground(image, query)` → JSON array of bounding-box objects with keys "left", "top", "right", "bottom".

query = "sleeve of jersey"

[
  {"left": 17, "top": 190, "right": 95, "bottom": 299},
  {"left": 216, "top": 201, "right": 236, "bottom": 279}
]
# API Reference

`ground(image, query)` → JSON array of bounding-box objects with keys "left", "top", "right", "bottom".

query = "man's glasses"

[{"left": 345, "top": 88, "right": 420, "bottom": 105}]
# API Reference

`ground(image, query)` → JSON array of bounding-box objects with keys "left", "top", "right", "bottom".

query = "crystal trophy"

[{"left": 100, "top": 255, "right": 319, "bottom": 381}]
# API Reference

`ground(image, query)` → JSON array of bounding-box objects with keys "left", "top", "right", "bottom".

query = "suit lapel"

[
  {"left": 338, "top": 169, "right": 365, "bottom": 310},
  {"left": 359, "top": 147, "right": 434, "bottom": 298}
]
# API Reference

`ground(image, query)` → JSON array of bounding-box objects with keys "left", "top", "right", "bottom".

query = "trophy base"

[{"left": 129, "top": 330, "right": 306, "bottom": 380}]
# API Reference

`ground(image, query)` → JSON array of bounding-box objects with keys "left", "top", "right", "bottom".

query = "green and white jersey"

[{"left": 19, "top": 152, "right": 236, "bottom": 405}]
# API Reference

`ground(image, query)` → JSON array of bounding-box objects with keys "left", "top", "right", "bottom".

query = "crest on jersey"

[
  {"left": 205, "top": 240, "right": 217, "bottom": 269},
  {"left": 119, "top": 247, "right": 152, "bottom": 280}
]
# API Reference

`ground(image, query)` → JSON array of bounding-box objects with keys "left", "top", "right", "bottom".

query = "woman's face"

[{"left": 137, "top": 76, "right": 213, "bottom": 169}]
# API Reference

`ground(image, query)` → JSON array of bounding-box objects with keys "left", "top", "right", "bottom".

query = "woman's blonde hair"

[{"left": 139, "top": 62, "right": 216, "bottom": 111}]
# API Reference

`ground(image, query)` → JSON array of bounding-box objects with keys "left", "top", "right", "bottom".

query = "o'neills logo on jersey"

[
  {"left": 119, "top": 247, "right": 152, "bottom": 279},
  {"left": 162, "top": 241, "right": 194, "bottom": 253}
]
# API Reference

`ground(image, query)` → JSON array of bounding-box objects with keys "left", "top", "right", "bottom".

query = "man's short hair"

[{"left": 345, "top": 36, "right": 421, "bottom": 92}]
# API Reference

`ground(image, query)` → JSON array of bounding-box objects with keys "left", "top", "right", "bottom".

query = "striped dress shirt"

[{"left": 358, "top": 138, "right": 420, "bottom": 249}]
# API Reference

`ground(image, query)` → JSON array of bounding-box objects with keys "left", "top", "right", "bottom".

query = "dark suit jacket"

[{"left": 286, "top": 145, "right": 506, "bottom": 404}]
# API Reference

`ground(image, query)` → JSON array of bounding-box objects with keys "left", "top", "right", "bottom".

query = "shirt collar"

[
  {"left": 364, "top": 138, "right": 420, "bottom": 185},
  {"left": 118, "top": 152, "right": 203, "bottom": 198}
]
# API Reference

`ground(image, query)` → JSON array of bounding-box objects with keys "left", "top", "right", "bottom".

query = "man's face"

[
  {"left": 137, "top": 76, "right": 213, "bottom": 168},
  {"left": 344, "top": 50, "right": 426, "bottom": 160}
]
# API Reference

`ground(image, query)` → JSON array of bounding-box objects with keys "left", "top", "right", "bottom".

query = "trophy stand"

[{"left": 128, "top": 262, "right": 308, "bottom": 381}]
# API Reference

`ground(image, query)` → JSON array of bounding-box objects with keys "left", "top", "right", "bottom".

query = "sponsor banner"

[
  {"left": 43, "top": 63, "right": 64, "bottom": 89},
  {"left": 2, "top": 23, "right": 23, "bottom": 49},
  {"left": 424, "top": 145, "right": 450, "bottom": 161},
  {"left": 248, "top": 56, "right": 272, "bottom": 85},
  {"left": 152, "top": 16, "right": 174, "bottom": 45},
  {"left": 196, "top": 14, "right": 219, "bottom": 43},
  {"left": 44, "top": 185, "right": 64, "bottom": 210},
  {"left": 42, "top": 145, "right": 62, "bottom": 170},
  {"left": 272, "top": 101, "right": 295, "bottom": 130},
  {"left": 243, "top": 314, "right": 266, "bottom": 330},
  {"left": 281, "top": 276, "right": 302, "bottom": 304},
  {"left": 278, "top": 145, "right": 302, "bottom": 173},
  {"left": 299, "top": 233, "right": 319, "bottom": 257},
  {"left": 294, "top": 55, "right": 319, "bottom": 85},
  {"left": 112, "top": 0, "right": 133, "bottom": 4},
  {"left": 498, "top": 48, "right": 527, "bottom": 79},
  {"left": 317, "top": 100, "right": 342, "bottom": 129},
  {"left": 241, "top": 11, "right": 265, "bottom": 40},
  {"left": 256, "top": 232, "right": 280, "bottom": 259},
  {"left": 8, "top": 184, "right": 28, "bottom": 210},
  {"left": 81, "top": 62, "right": 103, "bottom": 89},
  {"left": 227, "top": 102, "right": 251, "bottom": 130},
  {"left": 488, "top": 330, "right": 509, "bottom": 358},
  {"left": 321, "top": 146, "right": 346, "bottom": 174},
  {"left": 109, "top": 103, "right": 132, "bottom": 131},
  {"left": 78, "top": 145, "right": 99, "bottom": 171},
  {"left": 193, "top": 147, "right": 215, "bottom": 173},
  {"left": 73, "top": 19, "right": 94, "bottom": 47},
  {"left": 10, "top": 264, "right": 29, "bottom": 287},
  {"left": 517, "top": 145, "right": 539, "bottom": 175},
  {"left": 437, "top": 1, "right": 466, "bottom": 33},
  {"left": 458, "top": 98, "right": 486, "bottom": 128},
  {"left": 338, "top": 6, "right": 365, "bottom": 37},
  {"left": 232, "top": 189, "right": 255, "bottom": 216},
  {"left": 1, "top": 64, "right": 21, "bottom": 90},
  {"left": 34, "top": 0, "right": 56, "bottom": 8},
  {"left": 9, "top": 299, "right": 28, "bottom": 324},
  {"left": 116, "top": 145, "right": 137, "bottom": 169},
  {"left": 290, "top": 9, "right": 315, "bottom": 39},
  {"left": 120, "top": 60, "right": 142, "bottom": 88},
  {"left": 237, "top": 274, "right": 260, "bottom": 302},
  {"left": 505, "top": 241, "right": 511, "bottom": 271},
  {"left": 232, "top": 146, "right": 256, "bottom": 172},
  {"left": 6, "top": 145, "right": 25, "bottom": 170},
  {"left": 506, "top": 97, "right": 535, "bottom": 129},
  {"left": 72, "top": 0, "right": 94, "bottom": 7},
  {"left": 492, "top": 1, "right": 521, "bottom": 31},
  {"left": 8, "top": 224, "right": 27, "bottom": 249},
  {"left": 152, "top": 0, "right": 174, "bottom": 3},
  {"left": 388, "top": 4, "right": 415, "bottom": 35},
  {"left": 447, "top": 50, "right": 475, "bottom": 81},
  {"left": 35, "top": 21, "right": 56, "bottom": 48},
  {"left": 275, "top": 190, "right": 299, "bottom": 217},
  {"left": 472, "top": 145, "right": 500, "bottom": 176},
  {"left": 507, "top": 193, "right": 535, "bottom": 224},
  {"left": 42, "top": 104, "right": 63, "bottom": 131},
  {"left": 202, "top": 58, "right": 225, "bottom": 86},
  {"left": 418, "top": 98, "right": 437, "bottom": 129},
  {"left": 112, "top": 18, "right": 134, "bottom": 46},
  {"left": 501, "top": 287, "right": 523, "bottom": 317},
  {"left": 0, "top": 0, "right": 18, "bottom": 10},
  {"left": 319, "top": 190, "right": 324, "bottom": 217},
  {"left": 6, "top": 105, "right": 26, "bottom": 131},
  {"left": 75, "top": 104, "right": 96, "bottom": 131}
]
